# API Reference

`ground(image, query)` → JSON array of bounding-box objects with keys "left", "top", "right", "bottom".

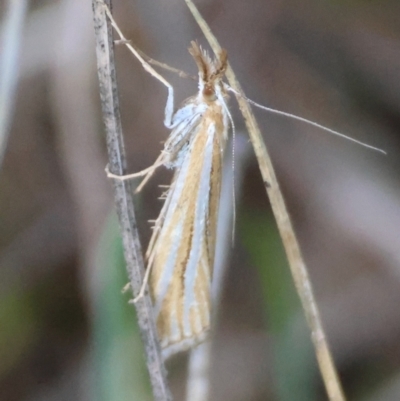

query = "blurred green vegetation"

[
  {"left": 93, "top": 212, "right": 151, "bottom": 401},
  {"left": 240, "top": 209, "right": 316, "bottom": 401},
  {"left": 0, "top": 286, "right": 37, "bottom": 377}
]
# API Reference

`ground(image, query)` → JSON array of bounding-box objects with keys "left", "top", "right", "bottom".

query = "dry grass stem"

[
  {"left": 184, "top": 1, "right": 346, "bottom": 400},
  {"left": 92, "top": 1, "right": 172, "bottom": 400}
]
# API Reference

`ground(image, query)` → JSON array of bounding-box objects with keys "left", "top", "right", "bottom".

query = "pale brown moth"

[
  {"left": 103, "top": 4, "right": 232, "bottom": 358},
  {"left": 103, "top": 3, "right": 385, "bottom": 360},
  {"left": 144, "top": 43, "right": 230, "bottom": 358}
]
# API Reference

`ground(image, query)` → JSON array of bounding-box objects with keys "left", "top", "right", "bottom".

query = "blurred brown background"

[{"left": 1, "top": 0, "right": 399, "bottom": 400}]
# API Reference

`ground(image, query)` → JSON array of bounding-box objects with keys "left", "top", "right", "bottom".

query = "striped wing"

[{"left": 147, "top": 106, "right": 226, "bottom": 358}]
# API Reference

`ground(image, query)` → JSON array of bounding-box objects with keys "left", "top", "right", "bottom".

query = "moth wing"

[{"left": 148, "top": 117, "right": 224, "bottom": 358}]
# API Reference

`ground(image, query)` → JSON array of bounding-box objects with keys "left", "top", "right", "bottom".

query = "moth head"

[{"left": 188, "top": 41, "right": 228, "bottom": 101}]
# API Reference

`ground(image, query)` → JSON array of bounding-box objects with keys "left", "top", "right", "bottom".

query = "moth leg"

[
  {"left": 131, "top": 260, "right": 154, "bottom": 303},
  {"left": 121, "top": 282, "right": 131, "bottom": 293},
  {"left": 101, "top": 2, "right": 175, "bottom": 128},
  {"left": 105, "top": 153, "right": 165, "bottom": 192},
  {"left": 135, "top": 167, "right": 159, "bottom": 193}
]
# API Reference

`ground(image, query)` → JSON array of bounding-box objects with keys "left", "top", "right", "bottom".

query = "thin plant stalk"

[
  {"left": 92, "top": 1, "right": 172, "bottom": 400},
  {"left": 183, "top": 1, "right": 346, "bottom": 400}
]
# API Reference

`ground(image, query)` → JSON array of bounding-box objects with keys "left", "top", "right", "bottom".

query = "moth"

[
  {"left": 143, "top": 42, "right": 230, "bottom": 358},
  {"left": 102, "top": 3, "right": 385, "bottom": 360},
  {"left": 103, "top": 5, "right": 231, "bottom": 358}
]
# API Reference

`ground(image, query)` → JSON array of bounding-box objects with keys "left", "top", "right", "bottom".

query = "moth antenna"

[
  {"left": 231, "top": 125, "right": 236, "bottom": 246},
  {"left": 112, "top": 38, "right": 196, "bottom": 80},
  {"left": 225, "top": 85, "right": 386, "bottom": 155},
  {"left": 221, "top": 98, "right": 236, "bottom": 244},
  {"left": 136, "top": 48, "right": 196, "bottom": 81}
]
